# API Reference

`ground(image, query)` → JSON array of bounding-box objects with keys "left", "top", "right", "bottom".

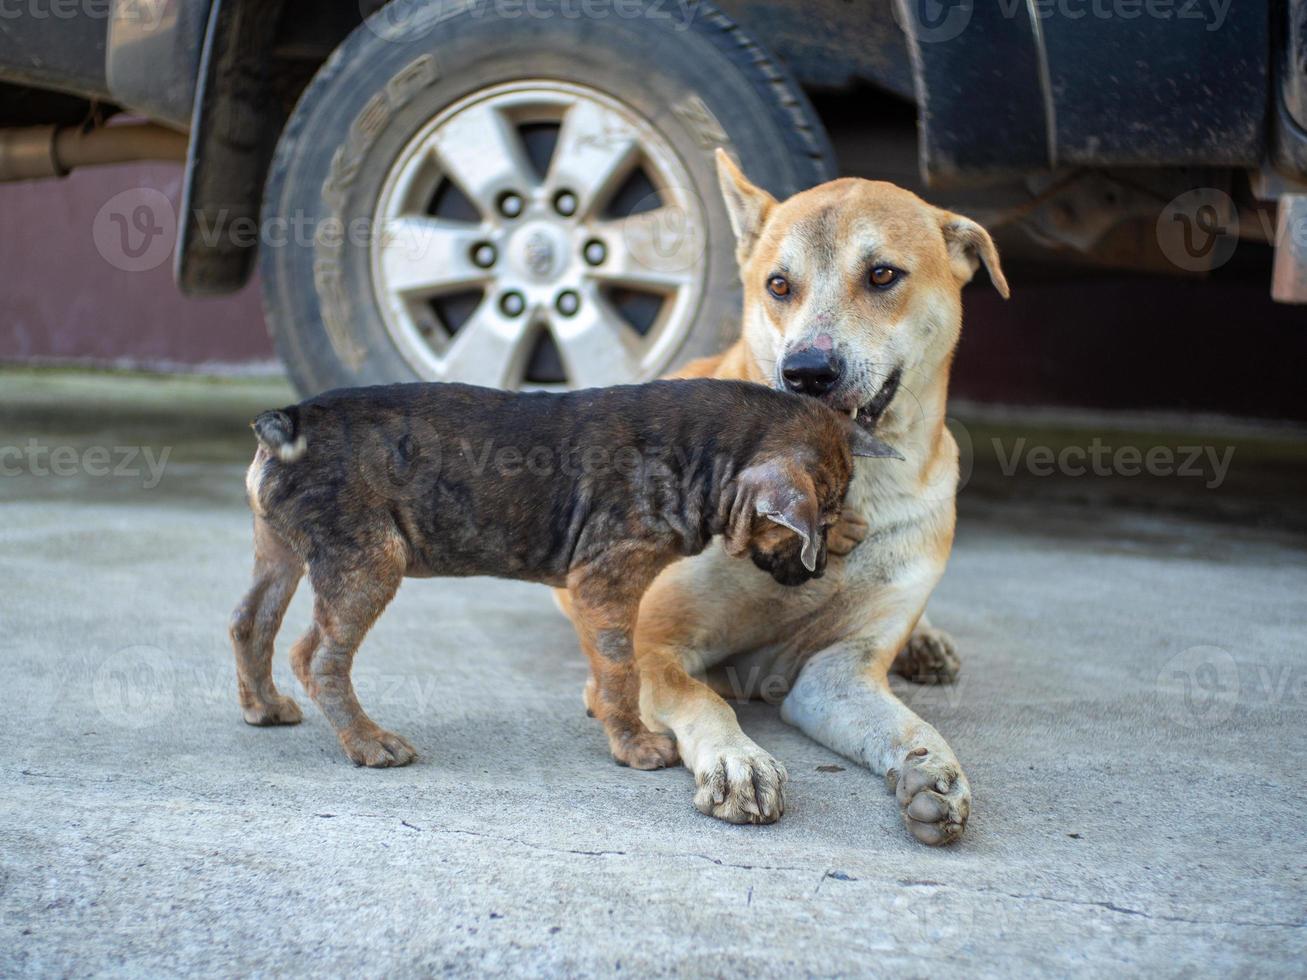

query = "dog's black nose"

[{"left": 781, "top": 348, "right": 842, "bottom": 396}]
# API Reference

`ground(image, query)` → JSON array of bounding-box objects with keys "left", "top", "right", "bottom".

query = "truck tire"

[{"left": 260, "top": 0, "right": 835, "bottom": 395}]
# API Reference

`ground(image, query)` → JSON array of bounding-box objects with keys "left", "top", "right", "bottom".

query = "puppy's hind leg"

[
  {"left": 229, "top": 516, "right": 305, "bottom": 726},
  {"left": 289, "top": 623, "right": 321, "bottom": 696},
  {"left": 306, "top": 553, "right": 415, "bottom": 768}
]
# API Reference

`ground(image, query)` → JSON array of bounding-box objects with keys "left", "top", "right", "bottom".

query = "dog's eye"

[
  {"left": 869, "top": 266, "right": 900, "bottom": 290},
  {"left": 767, "top": 275, "right": 790, "bottom": 299}
]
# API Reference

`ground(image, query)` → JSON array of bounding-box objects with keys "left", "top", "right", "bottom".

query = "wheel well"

[{"left": 177, "top": 0, "right": 371, "bottom": 294}]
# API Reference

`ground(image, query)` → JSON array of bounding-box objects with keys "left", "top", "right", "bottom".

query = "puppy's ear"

[
  {"left": 844, "top": 421, "right": 904, "bottom": 460},
  {"left": 938, "top": 209, "right": 1010, "bottom": 299},
  {"left": 724, "top": 459, "right": 822, "bottom": 572},
  {"left": 715, "top": 148, "right": 776, "bottom": 265}
]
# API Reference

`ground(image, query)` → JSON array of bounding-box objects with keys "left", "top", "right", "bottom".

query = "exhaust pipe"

[{"left": 0, "top": 123, "right": 187, "bottom": 182}]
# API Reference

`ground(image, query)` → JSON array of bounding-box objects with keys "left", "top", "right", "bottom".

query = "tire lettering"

[{"left": 315, "top": 54, "right": 443, "bottom": 371}]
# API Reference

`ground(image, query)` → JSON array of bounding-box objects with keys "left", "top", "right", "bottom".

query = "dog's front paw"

[
  {"left": 886, "top": 746, "right": 970, "bottom": 845},
  {"left": 339, "top": 725, "right": 417, "bottom": 767},
  {"left": 242, "top": 695, "right": 303, "bottom": 726},
  {"left": 693, "top": 747, "right": 787, "bottom": 824},
  {"left": 892, "top": 626, "right": 961, "bottom": 685},
  {"left": 826, "top": 512, "right": 869, "bottom": 557},
  {"left": 611, "top": 730, "right": 679, "bottom": 770}
]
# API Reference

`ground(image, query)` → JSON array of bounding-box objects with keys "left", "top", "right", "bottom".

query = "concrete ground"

[{"left": 2, "top": 368, "right": 1305, "bottom": 977}]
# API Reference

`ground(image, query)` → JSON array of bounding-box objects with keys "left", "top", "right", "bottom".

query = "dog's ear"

[
  {"left": 724, "top": 459, "right": 822, "bottom": 572},
  {"left": 938, "top": 210, "right": 1010, "bottom": 299},
  {"left": 715, "top": 148, "right": 776, "bottom": 265}
]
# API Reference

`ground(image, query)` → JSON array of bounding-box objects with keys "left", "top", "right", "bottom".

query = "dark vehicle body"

[{"left": 1, "top": 0, "right": 1301, "bottom": 391}]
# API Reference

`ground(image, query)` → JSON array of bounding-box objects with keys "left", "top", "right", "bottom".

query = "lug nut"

[
  {"left": 555, "top": 290, "right": 580, "bottom": 316},
  {"left": 583, "top": 239, "right": 606, "bottom": 266},
  {"left": 553, "top": 190, "right": 578, "bottom": 217},
  {"left": 471, "top": 242, "right": 497, "bottom": 268},
  {"left": 497, "top": 192, "right": 524, "bottom": 218},
  {"left": 500, "top": 291, "right": 526, "bottom": 317}
]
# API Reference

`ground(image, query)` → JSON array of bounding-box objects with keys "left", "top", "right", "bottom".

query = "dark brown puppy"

[{"left": 230, "top": 379, "right": 897, "bottom": 770}]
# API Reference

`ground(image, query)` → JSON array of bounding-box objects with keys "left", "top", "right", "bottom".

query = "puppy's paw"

[
  {"left": 693, "top": 747, "right": 787, "bottom": 825},
  {"left": 612, "top": 730, "right": 679, "bottom": 770},
  {"left": 340, "top": 726, "right": 417, "bottom": 768},
  {"left": 892, "top": 625, "right": 961, "bottom": 685},
  {"left": 886, "top": 746, "right": 970, "bottom": 846},
  {"left": 242, "top": 695, "right": 303, "bottom": 727},
  {"left": 826, "top": 512, "right": 869, "bottom": 557}
]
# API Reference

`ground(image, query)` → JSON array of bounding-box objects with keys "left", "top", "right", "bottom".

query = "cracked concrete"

[{"left": 2, "top": 369, "right": 1305, "bottom": 976}]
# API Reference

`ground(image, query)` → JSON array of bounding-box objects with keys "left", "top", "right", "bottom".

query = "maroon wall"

[
  {"left": 0, "top": 162, "right": 271, "bottom": 368},
  {"left": 2, "top": 162, "right": 1305, "bottom": 421}
]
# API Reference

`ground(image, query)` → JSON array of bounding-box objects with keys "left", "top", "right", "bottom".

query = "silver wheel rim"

[{"left": 370, "top": 81, "right": 708, "bottom": 389}]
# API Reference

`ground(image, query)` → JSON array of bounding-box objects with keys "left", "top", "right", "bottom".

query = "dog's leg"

[
  {"left": 892, "top": 614, "right": 961, "bottom": 685},
  {"left": 289, "top": 623, "right": 320, "bottom": 694},
  {"left": 781, "top": 626, "right": 971, "bottom": 846},
  {"left": 826, "top": 510, "right": 868, "bottom": 557},
  {"left": 568, "top": 557, "right": 679, "bottom": 771},
  {"left": 638, "top": 642, "right": 787, "bottom": 824},
  {"left": 228, "top": 516, "right": 304, "bottom": 726},
  {"left": 569, "top": 606, "right": 679, "bottom": 771},
  {"left": 305, "top": 556, "right": 414, "bottom": 768}
]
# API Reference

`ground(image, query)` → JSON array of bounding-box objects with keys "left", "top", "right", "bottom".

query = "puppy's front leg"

[{"left": 567, "top": 567, "right": 678, "bottom": 771}]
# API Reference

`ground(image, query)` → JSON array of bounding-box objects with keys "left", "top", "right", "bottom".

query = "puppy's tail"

[{"left": 252, "top": 407, "right": 307, "bottom": 462}]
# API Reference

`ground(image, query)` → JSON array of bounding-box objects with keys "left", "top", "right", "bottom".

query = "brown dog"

[
  {"left": 229, "top": 379, "right": 897, "bottom": 770},
  {"left": 558, "top": 151, "right": 1009, "bottom": 837}
]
